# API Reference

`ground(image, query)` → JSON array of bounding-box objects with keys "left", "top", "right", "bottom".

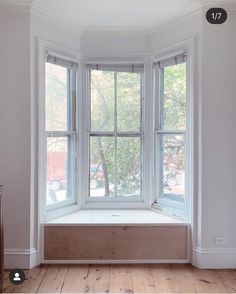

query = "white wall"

[
  {"left": 195, "top": 7, "right": 236, "bottom": 268},
  {"left": 0, "top": 10, "right": 80, "bottom": 268},
  {"left": 0, "top": 12, "right": 33, "bottom": 268},
  {"left": 80, "top": 33, "right": 150, "bottom": 56}
]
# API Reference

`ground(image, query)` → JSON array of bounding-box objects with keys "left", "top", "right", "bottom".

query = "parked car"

[{"left": 47, "top": 175, "right": 67, "bottom": 191}]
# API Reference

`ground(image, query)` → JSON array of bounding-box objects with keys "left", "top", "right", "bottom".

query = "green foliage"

[
  {"left": 90, "top": 64, "right": 186, "bottom": 197},
  {"left": 161, "top": 63, "right": 186, "bottom": 198},
  {"left": 163, "top": 63, "right": 186, "bottom": 131},
  {"left": 90, "top": 70, "right": 141, "bottom": 196}
]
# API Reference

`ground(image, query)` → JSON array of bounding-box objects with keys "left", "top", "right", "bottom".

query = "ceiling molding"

[
  {"left": 3, "top": 0, "right": 234, "bottom": 36},
  {"left": 198, "top": 0, "right": 236, "bottom": 15},
  {"left": 0, "top": 0, "right": 32, "bottom": 13},
  {"left": 198, "top": 0, "right": 236, "bottom": 5},
  {"left": 0, "top": 0, "right": 32, "bottom": 5},
  {"left": 150, "top": 0, "right": 200, "bottom": 31},
  {"left": 150, "top": 6, "right": 202, "bottom": 37},
  {"left": 31, "top": 0, "right": 202, "bottom": 38},
  {"left": 81, "top": 27, "right": 149, "bottom": 37},
  {"left": 31, "top": 1, "right": 81, "bottom": 37}
]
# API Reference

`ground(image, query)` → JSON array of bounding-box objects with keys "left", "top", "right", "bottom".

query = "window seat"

[
  {"left": 43, "top": 209, "right": 189, "bottom": 262},
  {"left": 44, "top": 209, "right": 188, "bottom": 225}
]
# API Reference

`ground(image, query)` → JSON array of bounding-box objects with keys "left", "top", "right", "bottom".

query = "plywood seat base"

[{"left": 44, "top": 224, "right": 188, "bottom": 262}]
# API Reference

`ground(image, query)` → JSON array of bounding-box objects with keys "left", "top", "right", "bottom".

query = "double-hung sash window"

[
  {"left": 87, "top": 64, "right": 144, "bottom": 199},
  {"left": 45, "top": 55, "right": 78, "bottom": 210},
  {"left": 41, "top": 49, "right": 191, "bottom": 214},
  {"left": 154, "top": 53, "right": 188, "bottom": 217}
]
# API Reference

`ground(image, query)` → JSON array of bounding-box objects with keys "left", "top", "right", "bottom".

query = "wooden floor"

[{"left": 3, "top": 264, "right": 236, "bottom": 293}]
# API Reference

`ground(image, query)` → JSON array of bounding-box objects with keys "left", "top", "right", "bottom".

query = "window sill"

[
  {"left": 45, "top": 204, "right": 80, "bottom": 222},
  {"left": 152, "top": 201, "right": 187, "bottom": 221},
  {"left": 43, "top": 209, "right": 188, "bottom": 226}
]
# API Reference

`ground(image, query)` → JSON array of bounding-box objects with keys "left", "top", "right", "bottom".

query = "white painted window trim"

[
  {"left": 38, "top": 39, "right": 81, "bottom": 222},
  {"left": 85, "top": 64, "right": 144, "bottom": 203},
  {"left": 80, "top": 56, "right": 151, "bottom": 209},
  {"left": 151, "top": 39, "right": 195, "bottom": 225}
]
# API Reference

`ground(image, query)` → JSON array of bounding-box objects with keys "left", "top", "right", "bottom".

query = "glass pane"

[
  {"left": 45, "top": 63, "right": 68, "bottom": 131},
  {"left": 160, "top": 135, "right": 185, "bottom": 202},
  {"left": 161, "top": 63, "right": 186, "bottom": 130},
  {"left": 117, "top": 72, "right": 141, "bottom": 132},
  {"left": 116, "top": 137, "right": 141, "bottom": 196},
  {"left": 47, "top": 137, "right": 72, "bottom": 205},
  {"left": 90, "top": 136, "right": 115, "bottom": 197},
  {"left": 91, "top": 70, "right": 114, "bottom": 132}
]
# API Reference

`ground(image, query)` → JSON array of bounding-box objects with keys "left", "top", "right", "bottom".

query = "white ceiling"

[{"left": 32, "top": 0, "right": 201, "bottom": 34}]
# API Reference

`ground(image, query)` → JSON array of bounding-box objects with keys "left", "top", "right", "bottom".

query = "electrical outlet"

[{"left": 215, "top": 237, "right": 226, "bottom": 245}]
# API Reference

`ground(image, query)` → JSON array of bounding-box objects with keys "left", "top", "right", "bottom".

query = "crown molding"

[
  {"left": 0, "top": 0, "right": 33, "bottom": 13},
  {"left": 198, "top": 0, "right": 236, "bottom": 15},
  {"left": 31, "top": 1, "right": 81, "bottom": 38},
  {"left": 0, "top": 0, "right": 32, "bottom": 4},
  {"left": 150, "top": 0, "right": 200, "bottom": 32},
  {"left": 150, "top": 6, "right": 202, "bottom": 37},
  {"left": 198, "top": 0, "right": 236, "bottom": 13},
  {"left": 198, "top": 0, "right": 236, "bottom": 5},
  {"left": 81, "top": 27, "right": 149, "bottom": 37},
  {"left": 31, "top": 0, "right": 202, "bottom": 38},
  {"left": 5, "top": 0, "right": 234, "bottom": 37}
]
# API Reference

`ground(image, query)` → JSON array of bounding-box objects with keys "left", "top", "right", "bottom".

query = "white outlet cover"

[{"left": 215, "top": 237, "right": 226, "bottom": 245}]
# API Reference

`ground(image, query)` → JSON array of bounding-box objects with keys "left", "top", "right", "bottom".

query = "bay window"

[{"left": 40, "top": 44, "right": 192, "bottom": 218}]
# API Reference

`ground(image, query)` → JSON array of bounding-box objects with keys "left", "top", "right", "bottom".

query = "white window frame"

[
  {"left": 38, "top": 40, "right": 194, "bottom": 218},
  {"left": 38, "top": 40, "right": 81, "bottom": 221},
  {"left": 152, "top": 41, "right": 194, "bottom": 222},
  {"left": 79, "top": 57, "right": 151, "bottom": 209},
  {"left": 85, "top": 64, "right": 144, "bottom": 203}
]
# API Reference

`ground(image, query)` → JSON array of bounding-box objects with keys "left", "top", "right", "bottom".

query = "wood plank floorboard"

[
  {"left": 109, "top": 265, "right": 133, "bottom": 293},
  {"left": 37, "top": 265, "right": 69, "bottom": 293},
  {"left": 85, "top": 265, "right": 110, "bottom": 293},
  {"left": 150, "top": 264, "right": 179, "bottom": 293},
  {"left": 61, "top": 264, "right": 89, "bottom": 293},
  {"left": 3, "top": 264, "right": 236, "bottom": 293}
]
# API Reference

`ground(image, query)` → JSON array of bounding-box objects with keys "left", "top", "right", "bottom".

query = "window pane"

[
  {"left": 91, "top": 70, "right": 114, "bottom": 132},
  {"left": 89, "top": 136, "right": 115, "bottom": 197},
  {"left": 117, "top": 72, "right": 141, "bottom": 132},
  {"left": 45, "top": 63, "right": 68, "bottom": 131},
  {"left": 116, "top": 137, "right": 141, "bottom": 196},
  {"left": 160, "top": 135, "right": 185, "bottom": 202},
  {"left": 161, "top": 63, "right": 186, "bottom": 130},
  {"left": 47, "top": 137, "right": 72, "bottom": 205}
]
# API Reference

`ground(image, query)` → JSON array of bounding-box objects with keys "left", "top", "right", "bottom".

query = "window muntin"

[
  {"left": 45, "top": 59, "right": 77, "bottom": 209},
  {"left": 88, "top": 65, "right": 143, "bottom": 198},
  {"left": 155, "top": 55, "right": 187, "bottom": 208}
]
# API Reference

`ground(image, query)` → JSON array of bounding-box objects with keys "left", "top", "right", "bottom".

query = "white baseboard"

[
  {"left": 42, "top": 259, "right": 189, "bottom": 264},
  {"left": 4, "top": 248, "right": 38, "bottom": 269},
  {"left": 6, "top": 247, "right": 236, "bottom": 269},
  {"left": 193, "top": 247, "right": 236, "bottom": 269}
]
